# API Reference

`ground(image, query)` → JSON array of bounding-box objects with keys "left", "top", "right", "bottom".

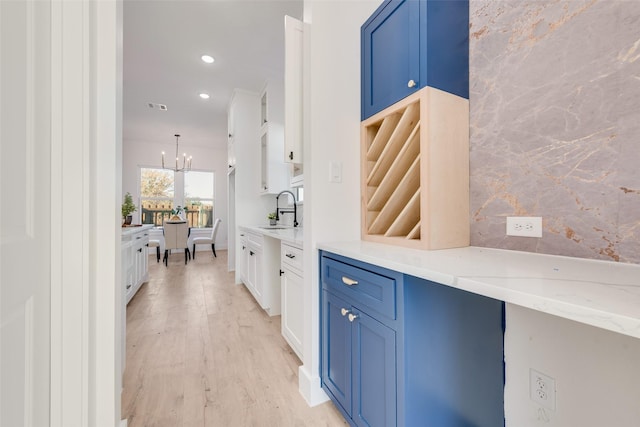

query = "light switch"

[{"left": 329, "top": 161, "right": 342, "bottom": 183}]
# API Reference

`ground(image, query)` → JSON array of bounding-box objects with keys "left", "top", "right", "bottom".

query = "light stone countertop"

[
  {"left": 121, "top": 224, "right": 154, "bottom": 238},
  {"left": 240, "top": 225, "right": 304, "bottom": 247},
  {"left": 318, "top": 241, "right": 640, "bottom": 340}
]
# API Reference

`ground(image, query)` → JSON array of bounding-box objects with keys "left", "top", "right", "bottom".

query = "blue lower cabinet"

[
  {"left": 352, "top": 310, "right": 396, "bottom": 427},
  {"left": 322, "top": 290, "right": 352, "bottom": 415},
  {"left": 320, "top": 251, "right": 505, "bottom": 427}
]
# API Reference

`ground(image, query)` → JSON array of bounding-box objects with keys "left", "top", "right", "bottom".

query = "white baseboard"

[
  {"left": 120, "top": 419, "right": 128, "bottom": 427},
  {"left": 298, "top": 365, "right": 329, "bottom": 407}
]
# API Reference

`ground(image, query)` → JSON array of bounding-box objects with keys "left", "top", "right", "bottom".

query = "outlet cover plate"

[
  {"left": 506, "top": 216, "right": 542, "bottom": 237},
  {"left": 530, "top": 369, "right": 556, "bottom": 410}
]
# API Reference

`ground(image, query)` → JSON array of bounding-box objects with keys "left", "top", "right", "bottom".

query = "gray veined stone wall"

[{"left": 469, "top": 0, "right": 640, "bottom": 263}]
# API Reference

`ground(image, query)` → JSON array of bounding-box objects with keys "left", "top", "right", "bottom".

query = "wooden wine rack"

[{"left": 361, "top": 86, "right": 470, "bottom": 250}]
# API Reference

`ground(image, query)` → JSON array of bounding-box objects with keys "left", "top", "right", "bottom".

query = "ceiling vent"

[{"left": 147, "top": 102, "right": 168, "bottom": 111}]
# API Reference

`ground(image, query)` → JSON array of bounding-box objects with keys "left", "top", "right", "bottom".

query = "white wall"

[
  {"left": 505, "top": 305, "right": 640, "bottom": 426},
  {"left": 122, "top": 140, "right": 229, "bottom": 249},
  {"left": 299, "top": 0, "right": 379, "bottom": 405}
]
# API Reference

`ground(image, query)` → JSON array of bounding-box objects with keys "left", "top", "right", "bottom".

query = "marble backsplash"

[{"left": 469, "top": 0, "right": 640, "bottom": 263}]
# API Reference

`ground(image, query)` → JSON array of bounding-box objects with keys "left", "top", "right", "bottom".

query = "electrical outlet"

[
  {"left": 506, "top": 216, "right": 542, "bottom": 237},
  {"left": 530, "top": 369, "right": 556, "bottom": 410}
]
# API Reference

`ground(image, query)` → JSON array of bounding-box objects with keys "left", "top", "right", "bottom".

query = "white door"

[{"left": 1, "top": 0, "right": 52, "bottom": 426}]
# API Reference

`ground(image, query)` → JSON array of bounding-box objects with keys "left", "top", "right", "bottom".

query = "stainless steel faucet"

[{"left": 275, "top": 190, "right": 298, "bottom": 227}]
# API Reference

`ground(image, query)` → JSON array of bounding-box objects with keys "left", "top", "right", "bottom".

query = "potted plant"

[
  {"left": 170, "top": 205, "right": 188, "bottom": 221},
  {"left": 268, "top": 212, "right": 277, "bottom": 226},
  {"left": 121, "top": 192, "right": 137, "bottom": 226}
]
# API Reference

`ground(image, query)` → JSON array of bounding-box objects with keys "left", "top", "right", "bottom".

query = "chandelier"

[{"left": 162, "top": 134, "right": 192, "bottom": 172}]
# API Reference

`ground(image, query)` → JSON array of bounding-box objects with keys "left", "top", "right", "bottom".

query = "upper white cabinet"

[
  {"left": 259, "top": 84, "right": 289, "bottom": 195},
  {"left": 284, "top": 15, "right": 303, "bottom": 164}
]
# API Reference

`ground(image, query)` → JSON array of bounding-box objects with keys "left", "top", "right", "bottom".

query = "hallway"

[{"left": 122, "top": 250, "right": 346, "bottom": 426}]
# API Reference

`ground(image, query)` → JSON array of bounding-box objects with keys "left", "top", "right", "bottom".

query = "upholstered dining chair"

[
  {"left": 163, "top": 221, "right": 191, "bottom": 266},
  {"left": 192, "top": 218, "right": 222, "bottom": 259},
  {"left": 148, "top": 228, "right": 165, "bottom": 263}
]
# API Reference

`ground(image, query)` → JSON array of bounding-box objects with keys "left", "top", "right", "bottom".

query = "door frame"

[{"left": 49, "top": 1, "right": 122, "bottom": 425}]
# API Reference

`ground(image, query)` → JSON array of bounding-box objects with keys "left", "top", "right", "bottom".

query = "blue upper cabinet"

[{"left": 361, "top": 0, "right": 469, "bottom": 120}]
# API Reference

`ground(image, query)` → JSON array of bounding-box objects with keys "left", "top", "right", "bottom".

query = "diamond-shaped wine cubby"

[{"left": 361, "top": 86, "right": 470, "bottom": 250}]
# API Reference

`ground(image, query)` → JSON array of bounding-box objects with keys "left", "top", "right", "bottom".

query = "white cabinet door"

[
  {"left": 239, "top": 235, "right": 248, "bottom": 283},
  {"left": 248, "top": 248, "right": 264, "bottom": 305},
  {"left": 281, "top": 266, "right": 304, "bottom": 359},
  {"left": 284, "top": 15, "right": 304, "bottom": 164}
]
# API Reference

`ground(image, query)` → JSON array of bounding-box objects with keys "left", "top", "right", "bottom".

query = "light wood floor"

[{"left": 122, "top": 250, "right": 347, "bottom": 427}]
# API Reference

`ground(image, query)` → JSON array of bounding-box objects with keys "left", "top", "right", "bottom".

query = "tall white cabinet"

[
  {"left": 228, "top": 89, "right": 283, "bottom": 283},
  {"left": 259, "top": 85, "right": 289, "bottom": 195}
]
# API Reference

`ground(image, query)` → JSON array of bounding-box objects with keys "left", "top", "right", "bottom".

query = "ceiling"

[{"left": 123, "top": 0, "right": 303, "bottom": 150}]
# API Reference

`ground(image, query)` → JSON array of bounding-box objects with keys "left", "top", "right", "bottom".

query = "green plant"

[
  {"left": 267, "top": 212, "right": 277, "bottom": 220},
  {"left": 171, "top": 205, "right": 188, "bottom": 216},
  {"left": 121, "top": 192, "right": 137, "bottom": 218}
]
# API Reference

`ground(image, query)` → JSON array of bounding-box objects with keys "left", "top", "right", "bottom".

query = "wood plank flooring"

[{"left": 122, "top": 250, "right": 347, "bottom": 427}]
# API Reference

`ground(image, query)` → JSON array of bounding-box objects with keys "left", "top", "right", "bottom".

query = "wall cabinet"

[
  {"left": 320, "top": 251, "right": 505, "bottom": 427},
  {"left": 259, "top": 86, "right": 289, "bottom": 195},
  {"left": 280, "top": 242, "right": 304, "bottom": 359},
  {"left": 361, "top": 0, "right": 469, "bottom": 119}
]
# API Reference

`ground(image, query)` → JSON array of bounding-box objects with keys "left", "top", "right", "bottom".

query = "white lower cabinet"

[
  {"left": 281, "top": 242, "right": 304, "bottom": 360},
  {"left": 239, "top": 229, "right": 282, "bottom": 316},
  {"left": 121, "top": 226, "right": 150, "bottom": 304},
  {"left": 121, "top": 225, "right": 151, "bottom": 375}
]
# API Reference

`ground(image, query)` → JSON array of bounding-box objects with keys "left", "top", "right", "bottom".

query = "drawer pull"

[
  {"left": 348, "top": 313, "right": 359, "bottom": 322},
  {"left": 285, "top": 253, "right": 295, "bottom": 259},
  {"left": 341, "top": 277, "right": 358, "bottom": 286},
  {"left": 340, "top": 308, "right": 350, "bottom": 317}
]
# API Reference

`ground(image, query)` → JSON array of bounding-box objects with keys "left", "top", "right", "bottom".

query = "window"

[
  {"left": 139, "top": 167, "right": 174, "bottom": 225},
  {"left": 184, "top": 171, "right": 215, "bottom": 228}
]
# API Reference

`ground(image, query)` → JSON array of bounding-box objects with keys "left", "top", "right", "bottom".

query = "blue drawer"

[{"left": 321, "top": 253, "right": 399, "bottom": 321}]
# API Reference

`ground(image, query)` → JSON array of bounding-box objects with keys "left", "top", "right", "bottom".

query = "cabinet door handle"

[
  {"left": 137, "top": 248, "right": 142, "bottom": 253},
  {"left": 126, "top": 284, "right": 132, "bottom": 290},
  {"left": 348, "top": 313, "right": 359, "bottom": 322},
  {"left": 285, "top": 253, "right": 295, "bottom": 259},
  {"left": 341, "top": 276, "right": 358, "bottom": 286},
  {"left": 289, "top": 151, "right": 294, "bottom": 160},
  {"left": 279, "top": 269, "right": 285, "bottom": 276},
  {"left": 242, "top": 246, "right": 246, "bottom": 250},
  {"left": 250, "top": 251, "right": 255, "bottom": 256},
  {"left": 340, "top": 308, "right": 350, "bottom": 317},
  {"left": 408, "top": 79, "right": 417, "bottom": 88}
]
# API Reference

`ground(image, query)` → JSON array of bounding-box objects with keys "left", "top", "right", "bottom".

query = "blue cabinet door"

[
  {"left": 322, "top": 290, "right": 352, "bottom": 416},
  {"left": 351, "top": 309, "right": 396, "bottom": 427},
  {"left": 361, "top": 0, "right": 469, "bottom": 120},
  {"left": 362, "top": 0, "right": 420, "bottom": 120}
]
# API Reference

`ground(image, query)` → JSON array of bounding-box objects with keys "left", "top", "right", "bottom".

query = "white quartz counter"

[
  {"left": 121, "top": 224, "right": 154, "bottom": 239},
  {"left": 318, "top": 241, "right": 640, "bottom": 340},
  {"left": 240, "top": 225, "right": 304, "bottom": 246}
]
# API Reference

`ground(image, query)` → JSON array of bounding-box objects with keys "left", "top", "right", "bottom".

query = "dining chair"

[
  {"left": 148, "top": 228, "right": 165, "bottom": 263},
  {"left": 163, "top": 221, "right": 191, "bottom": 266},
  {"left": 192, "top": 218, "right": 222, "bottom": 259}
]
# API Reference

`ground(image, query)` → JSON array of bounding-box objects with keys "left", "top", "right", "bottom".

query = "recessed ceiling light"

[
  {"left": 199, "top": 93, "right": 210, "bottom": 99},
  {"left": 201, "top": 55, "right": 215, "bottom": 64}
]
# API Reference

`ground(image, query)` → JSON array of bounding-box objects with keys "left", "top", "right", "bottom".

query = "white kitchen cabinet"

[
  {"left": 284, "top": 15, "right": 304, "bottom": 165},
  {"left": 246, "top": 232, "right": 263, "bottom": 303},
  {"left": 285, "top": 16, "right": 305, "bottom": 188},
  {"left": 121, "top": 225, "right": 150, "bottom": 304},
  {"left": 259, "top": 85, "right": 289, "bottom": 195},
  {"left": 120, "top": 224, "right": 151, "bottom": 375},
  {"left": 238, "top": 227, "right": 282, "bottom": 316},
  {"left": 281, "top": 242, "right": 304, "bottom": 360}
]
